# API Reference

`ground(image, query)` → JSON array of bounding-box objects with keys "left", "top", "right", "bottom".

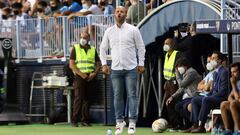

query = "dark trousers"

[
  {"left": 167, "top": 96, "right": 183, "bottom": 128},
  {"left": 191, "top": 95, "right": 224, "bottom": 124},
  {"left": 175, "top": 98, "right": 192, "bottom": 121},
  {"left": 72, "top": 75, "right": 93, "bottom": 123}
]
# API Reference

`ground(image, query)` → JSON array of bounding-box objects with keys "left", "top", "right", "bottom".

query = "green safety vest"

[
  {"left": 163, "top": 50, "right": 178, "bottom": 80},
  {"left": 74, "top": 44, "right": 96, "bottom": 73}
]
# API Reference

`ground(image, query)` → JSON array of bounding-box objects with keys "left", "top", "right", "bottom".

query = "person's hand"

[
  {"left": 102, "top": 65, "right": 110, "bottom": 75},
  {"left": 230, "top": 76, "right": 237, "bottom": 86},
  {"left": 67, "top": 14, "right": 75, "bottom": 20},
  {"left": 174, "top": 30, "right": 179, "bottom": 38},
  {"left": 166, "top": 96, "right": 173, "bottom": 106},
  {"left": 79, "top": 72, "right": 88, "bottom": 79},
  {"left": 137, "top": 66, "right": 145, "bottom": 74},
  {"left": 87, "top": 72, "right": 97, "bottom": 81}
]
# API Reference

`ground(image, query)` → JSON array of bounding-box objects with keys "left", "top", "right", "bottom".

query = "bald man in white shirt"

[{"left": 100, "top": 6, "right": 145, "bottom": 135}]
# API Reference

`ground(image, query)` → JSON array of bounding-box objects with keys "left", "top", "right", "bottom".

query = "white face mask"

[
  {"left": 210, "top": 60, "right": 218, "bottom": 69},
  {"left": 88, "top": 40, "right": 94, "bottom": 46},
  {"left": 80, "top": 38, "right": 87, "bottom": 46},
  {"left": 206, "top": 63, "right": 213, "bottom": 71},
  {"left": 82, "top": 4, "right": 89, "bottom": 9},
  {"left": 178, "top": 67, "right": 185, "bottom": 75},
  {"left": 163, "top": 44, "right": 170, "bottom": 52},
  {"left": 180, "top": 32, "right": 188, "bottom": 38}
]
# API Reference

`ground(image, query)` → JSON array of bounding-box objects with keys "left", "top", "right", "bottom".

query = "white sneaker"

[
  {"left": 115, "top": 121, "right": 126, "bottom": 135},
  {"left": 128, "top": 122, "right": 136, "bottom": 135}
]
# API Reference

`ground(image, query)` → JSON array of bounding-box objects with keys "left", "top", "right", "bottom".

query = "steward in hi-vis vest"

[
  {"left": 69, "top": 31, "right": 101, "bottom": 127},
  {"left": 162, "top": 38, "right": 181, "bottom": 129}
]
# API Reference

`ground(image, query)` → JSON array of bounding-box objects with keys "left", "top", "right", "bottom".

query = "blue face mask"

[{"left": 82, "top": 4, "right": 89, "bottom": 9}]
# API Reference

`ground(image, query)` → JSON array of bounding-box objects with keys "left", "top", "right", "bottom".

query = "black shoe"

[
  {"left": 172, "top": 125, "right": 181, "bottom": 130},
  {"left": 191, "top": 126, "right": 206, "bottom": 133},
  {"left": 182, "top": 124, "right": 198, "bottom": 133},
  {"left": 80, "top": 122, "right": 91, "bottom": 127},
  {"left": 72, "top": 122, "right": 79, "bottom": 127}
]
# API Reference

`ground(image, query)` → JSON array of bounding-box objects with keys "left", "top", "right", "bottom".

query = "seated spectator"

[
  {"left": 54, "top": 0, "right": 82, "bottom": 17},
  {"left": 186, "top": 55, "right": 215, "bottom": 116},
  {"left": 124, "top": 0, "right": 131, "bottom": 10},
  {"left": 0, "top": 2, "right": 5, "bottom": 21},
  {"left": 1, "top": 7, "right": 13, "bottom": 33},
  {"left": 186, "top": 51, "right": 229, "bottom": 133},
  {"left": 221, "top": 62, "right": 240, "bottom": 135},
  {"left": 12, "top": 2, "right": 31, "bottom": 20},
  {"left": 68, "top": 0, "right": 102, "bottom": 19},
  {"left": 68, "top": 0, "right": 102, "bottom": 44},
  {"left": 99, "top": 0, "right": 114, "bottom": 15},
  {"left": 49, "top": 0, "right": 62, "bottom": 16},
  {"left": 197, "top": 55, "right": 215, "bottom": 96},
  {"left": 126, "top": 0, "right": 145, "bottom": 26},
  {"left": 166, "top": 58, "right": 201, "bottom": 130},
  {"left": 35, "top": 1, "right": 49, "bottom": 19}
]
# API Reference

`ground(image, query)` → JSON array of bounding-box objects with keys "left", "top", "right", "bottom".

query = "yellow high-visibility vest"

[
  {"left": 74, "top": 44, "right": 96, "bottom": 73},
  {"left": 163, "top": 50, "right": 178, "bottom": 80}
]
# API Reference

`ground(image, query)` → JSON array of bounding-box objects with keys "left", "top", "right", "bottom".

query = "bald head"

[
  {"left": 114, "top": 6, "right": 127, "bottom": 26},
  {"left": 164, "top": 38, "right": 174, "bottom": 52},
  {"left": 115, "top": 6, "right": 127, "bottom": 13},
  {"left": 164, "top": 38, "right": 174, "bottom": 46}
]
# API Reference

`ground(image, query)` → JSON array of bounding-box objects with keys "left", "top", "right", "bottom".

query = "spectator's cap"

[
  {"left": 0, "top": 1, "right": 5, "bottom": 9},
  {"left": 11, "top": 2, "right": 23, "bottom": 9},
  {"left": 37, "top": 1, "right": 48, "bottom": 8},
  {"left": 178, "top": 23, "right": 190, "bottom": 32},
  {"left": 2, "top": 7, "right": 12, "bottom": 14}
]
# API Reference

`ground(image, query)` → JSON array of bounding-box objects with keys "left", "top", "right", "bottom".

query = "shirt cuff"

[
  {"left": 138, "top": 62, "right": 144, "bottom": 67},
  {"left": 101, "top": 61, "right": 107, "bottom": 66}
]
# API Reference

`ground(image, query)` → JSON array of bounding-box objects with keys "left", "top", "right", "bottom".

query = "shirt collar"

[{"left": 114, "top": 22, "right": 127, "bottom": 29}]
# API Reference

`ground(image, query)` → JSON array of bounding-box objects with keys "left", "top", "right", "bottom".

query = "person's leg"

[
  {"left": 230, "top": 100, "right": 240, "bottom": 132},
  {"left": 72, "top": 76, "right": 86, "bottom": 126},
  {"left": 167, "top": 96, "right": 182, "bottom": 129},
  {"left": 186, "top": 96, "right": 203, "bottom": 132},
  {"left": 81, "top": 78, "right": 96, "bottom": 125},
  {"left": 199, "top": 96, "right": 222, "bottom": 124},
  {"left": 221, "top": 101, "right": 233, "bottom": 131},
  {"left": 175, "top": 98, "right": 191, "bottom": 120},
  {"left": 111, "top": 70, "right": 126, "bottom": 135},
  {"left": 192, "top": 96, "right": 222, "bottom": 133},
  {"left": 111, "top": 70, "right": 125, "bottom": 123},
  {"left": 191, "top": 96, "right": 203, "bottom": 124},
  {"left": 181, "top": 99, "right": 192, "bottom": 129},
  {"left": 124, "top": 68, "right": 138, "bottom": 134},
  {"left": 125, "top": 68, "right": 138, "bottom": 123}
]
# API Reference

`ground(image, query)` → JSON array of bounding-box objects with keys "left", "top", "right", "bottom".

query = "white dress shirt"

[{"left": 100, "top": 22, "right": 145, "bottom": 70}]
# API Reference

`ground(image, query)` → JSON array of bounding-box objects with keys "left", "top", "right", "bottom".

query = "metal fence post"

[
  {"left": 62, "top": 16, "right": 68, "bottom": 62},
  {"left": 16, "top": 20, "right": 21, "bottom": 63}
]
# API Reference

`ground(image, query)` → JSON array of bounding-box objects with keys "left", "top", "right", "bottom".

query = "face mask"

[
  {"left": 88, "top": 40, "right": 94, "bottom": 46},
  {"left": 37, "top": 8, "right": 44, "bottom": 13},
  {"left": 62, "top": 1, "right": 69, "bottom": 6},
  {"left": 13, "top": 10, "right": 19, "bottom": 15},
  {"left": 2, "top": 15, "right": 8, "bottom": 20},
  {"left": 99, "top": 1, "right": 106, "bottom": 6},
  {"left": 80, "top": 38, "right": 88, "bottom": 46},
  {"left": 206, "top": 63, "right": 213, "bottom": 71},
  {"left": 51, "top": 6, "right": 58, "bottom": 11},
  {"left": 180, "top": 32, "right": 188, "bottom": 38},
  {"left": 178, "top": 67, "right": 185, "bottom": 75},
  {"left": 163, "top": 44, "right": 170, "bottom": 52},
  {"left": 210, "top": 60, "right": 218, "bottom": 69},
  {"left": 82, "top": 4, "right": 89, "bottom": 9}
]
